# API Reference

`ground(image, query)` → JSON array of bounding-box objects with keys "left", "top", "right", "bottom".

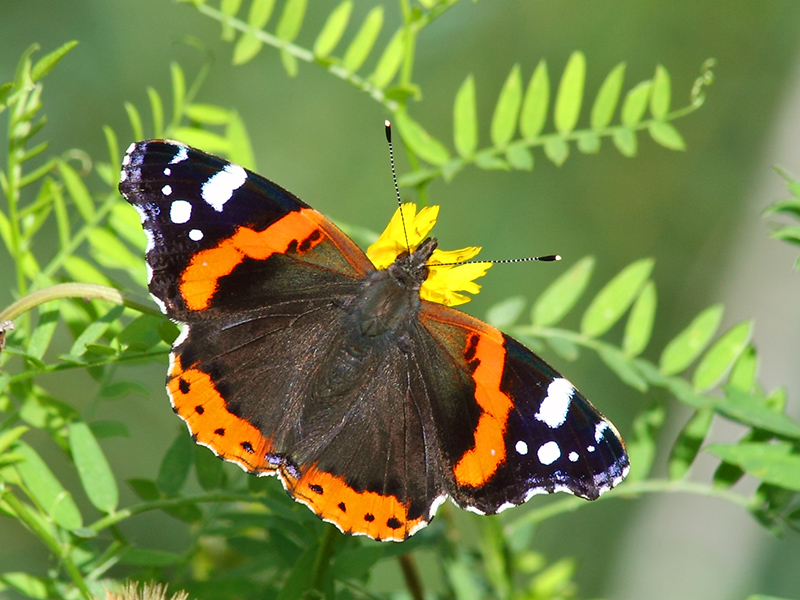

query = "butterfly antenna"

[
  {"left": 437, "top": 254, "right": 562, "bottom": 267},
  {"left": 385, "top": 120, "right": 410, "bottom": 250}
]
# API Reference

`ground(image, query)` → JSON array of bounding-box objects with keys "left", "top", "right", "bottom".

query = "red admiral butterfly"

[{"left": 119, "top": 137, "right": 628, "bottom": 541}]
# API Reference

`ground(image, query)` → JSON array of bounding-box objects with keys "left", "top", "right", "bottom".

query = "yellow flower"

[{"left": 366, "top": 203, "right": 492, "bottom": 306}]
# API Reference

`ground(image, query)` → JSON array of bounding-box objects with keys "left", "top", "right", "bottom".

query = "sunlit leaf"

[
  {"left": 623, "top": 281, "right": 656, "bottom": 357},
  {"left": 554, "top": 51, "right": 585, "bottom": 134},
  {"left": 692, "top": 320, "right": 752, "bottom": 391},
  {"left": 581, "top": 258, "right": 654, "bottom": 338},
  {"left": 532, "top": 256, "right": 594, "bottom": 327},
  {"left": 650, "top": 64, "right": 671, "bottom": 120},
  {"left": 591, "top": 62, "right": 625, "bottom": 129},
  {"left": 520, "top": 60, "right": 549, "bottom": 140},
  {"left": 68, "top": 421, "right": 119, "bottom": 513},
  {"left": 491, "top": 64, "right": 523, "bottom": 148},
  {"left": 314, "top": 1, "right": 353, "bottom": 58},
  {"left": 659, "top": 304, "right": 724, "bottom": 376},
  {"left": 342, "top": 6, "right": 383, "bottom": 73},
  {"left": 453, "top": 74, "right": 478, "bottom": 157},
  {"left": 621, "top": 81, "right": 651, "bottom": 127}
]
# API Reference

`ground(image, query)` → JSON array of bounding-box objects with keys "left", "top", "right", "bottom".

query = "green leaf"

[
  {"left": 621, "top": 81, "right": 651, "bottom": 127},
  {"left": 232, "top": 31, "right": 262, "bottom": 65},
  {"left": 648, "top": 121, "right": 686, "bottom": 151},
  {"left": 728, "top": 344, "right": 758, "bottom": 393},
  {"left": 341, "top": 6, "right": 383, "bottom": 73},
  {"left": 156, "top": 431, "right": 194, "bottom": 495},
  {"left": 491, "top": 64, "right": 523, "bottom": 148},
  {"left": 195, "top": 444, "right": 224, "bottom": 490},
  {"left": 278, "top": 541, "right": 324, "bottom": 600},
  {"left": 623, "top": 281, "right": 656, "bottom": 357},
  {"left": 226, "top": 110, "right": 257, "bottom": 170},
  {"left": 547, "top": 336, "right": 579, "bottom": 361},
  {"left": 581, "top": 258, "right": 654, "bottom": 338},
  {"left": 543, "top": 137, "right": 569, "bottom": 166},
  {"left": 220, "top": 0, "right": 243, "bottom": 40},
  {"left": 520, "top": 60, "right": 549, "bottom": 140},
  {"left": 474, "top": 153, "right": 509, "bottom": 171},
  {"left": 124, "top": 101, "right": 144, "bottom": 141},
  {"left": 185, "top": 103, "right": 231, "bottom": 125},
  {"left": 276, "top": 0, "right": 307, "bottom": 42},
  {"left": 58, "top": 161, "right": 95, "bottom": 222},
  {"left": 120, "top": 547, "right": 184, "bottom": 566},
  {"left": 532, "top": 256, "right": 594, "bottom": 327},
  {"left": 393, "top": 112, "right": 450, "bottom": 166},
  {"left": 453, "top": 74, "right": 478, "bottom": 157},
  {"left": 170, "top": 62, "right": 186, "bottom": 123},
  {"left": 486, "top": 296, "right": 526, "bottom": 329},
  {"left": 668, "top": 408, "right": 713, "bottom": 480},
  {"left": 590, "top": 62, "right": 625, "bottom": 130},
  {"left": 506, "top": 144, "right": 533, "bottom": 170},
  {"left": 716, "top": 388, "right": 800, "bottom": 439},
  {"left": 171, "top": 127, "right": 230, "bottom": 155},
  {"left": 659, "top": 304, "right": 724, "bottom": 376},
  {"left": 706, "top": 443, "right": 800, "bottom": 492},
  {"left": 369, "top": 28, "right": 404, "bottom": 89},
  {"left": 692, "top": 320, "right": 752, "bottom": 391},
  {"left": 88, "top": 227, "right": 144, "bottom": 273},
  {"left": 649, "top": 65, "right": 671, "bottom": 120},
  {"left": 68, "top": 421, "right": 119, "bottom": 513},
  {"left": 576, "top": 132, "right": 600, "bottom": 154},
  {"left": 612, "top": 128, "right": 637, "bottom": 157},
  {"left": 31, "top": 41, "right": 78, "bottom": 82},
  {"left": 282, "top": 49, "right": 298, "bottom": 78},
  {"left": 69, "top": 305, "right": 125, "bottom": 357},
  {"left": 27, "top": 306, "right": 60, "bottom": 360},
  {"left": 313, "top": 1, "right": 353, "bottom": 58},
  {"left": 597, "top": 345, "right": 647, "bottom": 391},
  {"left": 554, "top": 51, "right": 585, "bottom": 134},
  {"left": 625, "top": 402, "right": 666, "bottom": 482},
  {"left": 0, "top": 573, "right": 52, "bottom": 600},
  {"left": 147, "top": 86, "right": 164, "bottom": 137},
  {"left": 14, "top": 442, "right": 83, "bottom": 530},
  {"left": 248, "top": 0, "right": 276, "bottom": 28},
  {"left": 0, "top": 426, "right": 29, "bottom": 456}
]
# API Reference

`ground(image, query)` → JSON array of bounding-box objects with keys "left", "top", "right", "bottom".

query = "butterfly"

[{"left": 119, "top": 135, "right": 628, "bottom": 541}]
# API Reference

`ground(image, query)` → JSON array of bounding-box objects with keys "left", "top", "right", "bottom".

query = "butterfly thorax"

[{"left": 350, "top": 238, "right": 437, "bottom": 339}]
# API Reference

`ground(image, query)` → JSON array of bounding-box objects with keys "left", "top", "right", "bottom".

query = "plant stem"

[
  {"left": 398, "top": 553, "right": 425, "bottom": 600},
  {"left": 309, "top": 524, "right": 339, "bottom": 593},
  {"left": 0, "top": 282, "right": 160, "bottom": 322},
  {"left": 513, "top": 478, "right": 754, "bottom": 530}
]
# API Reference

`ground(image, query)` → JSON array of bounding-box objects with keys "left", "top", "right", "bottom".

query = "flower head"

[{"left": 366, "top": 203, "right": 491, "bottom": 306}]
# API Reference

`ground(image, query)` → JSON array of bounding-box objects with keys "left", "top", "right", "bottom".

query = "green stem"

[
  {"left": 88, "top": 490, "right": 256, "bottom": 532},
  {"left": 398, "top": 553, "right": 425, "bottom": 600},
  {"left": 193, "top": 3, "right": 398, "bottom": 111},
  {"left": 0, "top": 282, "right": 160, "bottom": 322},
  {"left": 513, "top": 478, "right": 754, "bottom": 529},
  {"left": 1, "top": 487, "right": 93, "bottom": 600},
  {"left": 309, "top": 524, "right": 340, "bottom": 594}
]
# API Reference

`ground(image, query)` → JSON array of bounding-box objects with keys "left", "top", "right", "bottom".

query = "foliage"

[{"left": 0, "top": 2, "right": 798, "bottom": 600}]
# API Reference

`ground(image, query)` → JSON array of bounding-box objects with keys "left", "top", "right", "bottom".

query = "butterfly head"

[{"left": 367, "top": 203, "right": 492, "bottom": 307}]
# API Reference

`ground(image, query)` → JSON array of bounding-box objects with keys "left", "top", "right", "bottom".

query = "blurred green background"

[{"left": 2, "top": 1, "right": 800, "bottom": 598}]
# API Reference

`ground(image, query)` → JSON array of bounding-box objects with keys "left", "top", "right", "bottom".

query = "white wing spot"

[
  {"left": 170, "top": 200, "right": 192, "bottom": 224},
  {"left": 568, "top": 451, "right": 579, "bottom": 462},
  {"left": 162, "top": 184, "right": 172, "bottom": 196},
  {"left": 119, "top": 169, "right": 127, "bottom": 183},
  {"left": 535, "top": 378, "right": 574, "bottom": 428},
  {"left": 587, "top": 445, "right": 596, "bottom": 453},
  {"left": 594, "top": 421, "right": 609, "bottom": 443},
  {"left": 163, "top": 167, "right": 171, "bottom": 176},
  {"left": 169, "top": 145, "right": 189, "bottom": 164},
  {"left": 201, "top": 164, "right": 247, "bottom": 212},
  {"left": 515, "top": 440, "right": 528, "bottom": 455},
  {"left": 537, "top": 441, "right": 561, "bottom": 465},
  {"left": 188, "top": 229, "right": 204, "bottom": 241}
]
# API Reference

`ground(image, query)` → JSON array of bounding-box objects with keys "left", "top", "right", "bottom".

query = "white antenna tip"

[{"left": 554, "top": 254, "right": 562, "bottom": 261}]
